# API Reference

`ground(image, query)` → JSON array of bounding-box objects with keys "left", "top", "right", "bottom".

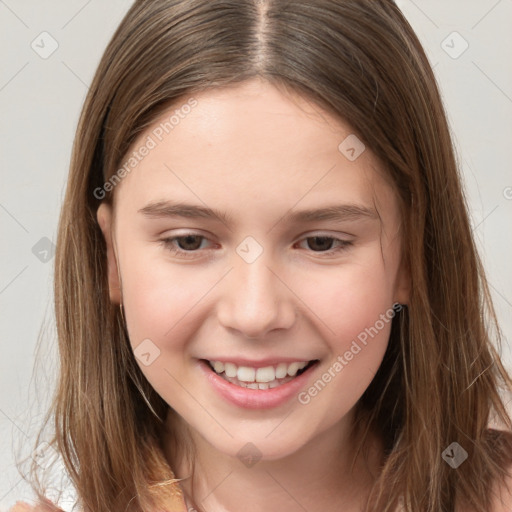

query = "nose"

[{"left": 216, "top": 254, "right": 297, "bottom": 340}]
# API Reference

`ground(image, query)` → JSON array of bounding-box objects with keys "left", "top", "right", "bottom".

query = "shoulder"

[
  {"left": 489, "top": 462, "right": 512, "bottom": 512},
  {"left": 8, "top": 500, "right": 64, "bottom": 512},
  {"left": 487, "top": 426, "right": 512, "bottom": 512},
  {"left": 8, "top": 504, "right": 33, "bottom": 512}
]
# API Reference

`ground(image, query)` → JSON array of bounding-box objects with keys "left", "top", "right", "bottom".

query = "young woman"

[{"left": 12, "top": 1, "right": 512, "bottom": 511}]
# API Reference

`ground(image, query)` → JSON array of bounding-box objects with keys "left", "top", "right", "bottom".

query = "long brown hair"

[{"left": 21, "top": 0, "right": 512, "bottom": 510}]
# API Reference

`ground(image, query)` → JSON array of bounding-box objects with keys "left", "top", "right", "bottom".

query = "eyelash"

[{"left": 161, "top": 233, "right": 353, "bottom": 259}]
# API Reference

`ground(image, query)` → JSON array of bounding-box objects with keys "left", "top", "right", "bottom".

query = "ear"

[
  {"left": 394, "top": 259, "right": 411, "bottom": 306},
  {"left": 96, "top": 203, "right": 122, "bottom": 304}
]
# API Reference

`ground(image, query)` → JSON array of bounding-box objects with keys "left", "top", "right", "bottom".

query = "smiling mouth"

[{"left": 202, "top": 359, "right": 319, "bottom": 389}]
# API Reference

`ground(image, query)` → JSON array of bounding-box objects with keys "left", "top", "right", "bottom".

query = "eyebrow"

[{"left": 138, "top": 200, "right": 378, "bottom": 227}]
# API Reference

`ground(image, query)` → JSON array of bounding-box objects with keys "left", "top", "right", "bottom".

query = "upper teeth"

[{"left": 210, "top": 361, "right": 309, "bottom": 382}]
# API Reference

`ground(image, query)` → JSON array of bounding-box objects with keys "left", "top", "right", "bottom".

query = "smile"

[{"left": 205, "top": 359, "right": 318, "bottom": 389}]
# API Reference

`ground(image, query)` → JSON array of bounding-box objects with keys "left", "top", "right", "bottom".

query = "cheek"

[
  {"left": 118, "top": 250, "right": 211, "bottom": 405},
  {"left": 119, "top": 247, "right": 210, "bottom": 348},
  {"left": 297, "top": 253, "right": 396, "bottom": 395},
  {"left": 302, "top": 252, "right": 396, "bottom": 342}
]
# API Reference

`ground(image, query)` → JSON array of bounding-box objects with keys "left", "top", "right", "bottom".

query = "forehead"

[{"left": 112, "top": 79, "right": 398, "bottom": 226}]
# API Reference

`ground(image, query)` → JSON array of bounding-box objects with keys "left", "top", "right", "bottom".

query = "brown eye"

[
  {"left": 295, "top": 235, "right": 353, "bottom": 256},
  {"left": 161, "top": 233, "right": 212, "bottom": 259},
  {"left": 174, "top": 235, "right": 204, "bottom": 251},
  {"left": 305, "top": 236, "right": 335, "bottom": 252}
]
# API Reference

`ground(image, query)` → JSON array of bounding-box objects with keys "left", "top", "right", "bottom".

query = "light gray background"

[{"left": 1, "top": 1, "right": 511, "bottom": 509}]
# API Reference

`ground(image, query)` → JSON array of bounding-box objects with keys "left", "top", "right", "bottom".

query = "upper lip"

[{"left": 200, "top": 357, "right": 319, "bottom": 368}]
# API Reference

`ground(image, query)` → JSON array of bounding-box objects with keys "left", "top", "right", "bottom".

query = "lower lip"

[{"left": 197, "top": 359, "right": 319, "bottom": 410}]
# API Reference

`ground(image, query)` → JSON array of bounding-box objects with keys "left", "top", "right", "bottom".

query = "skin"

[
  {"left": 97, "top": 77, "right": 411, "bottom": 511},
  {"left": 11, "top": 79, "right": 512, "bottom": 512}
]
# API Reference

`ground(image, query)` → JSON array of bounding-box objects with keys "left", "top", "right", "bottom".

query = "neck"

[{"left": 162, "top": 408, "right": 384, "bottom": 512}]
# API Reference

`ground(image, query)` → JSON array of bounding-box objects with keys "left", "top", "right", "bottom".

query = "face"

[{"left": 97, "top": 78, "right": 409, "bottom": 462}]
